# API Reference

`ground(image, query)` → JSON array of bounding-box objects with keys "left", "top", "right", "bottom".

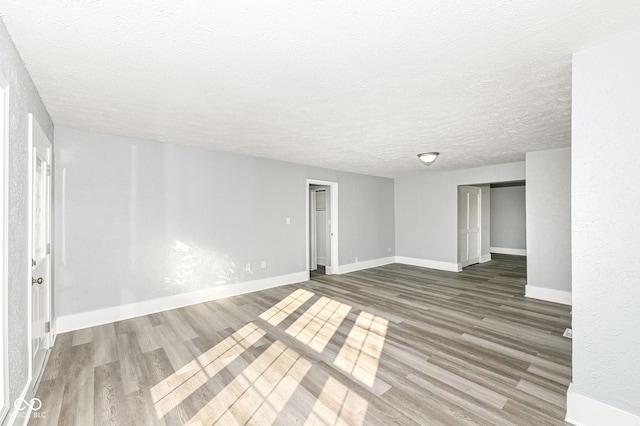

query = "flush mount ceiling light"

[{"left": 417, "top": 152, "right": 439, "bottom": 166}]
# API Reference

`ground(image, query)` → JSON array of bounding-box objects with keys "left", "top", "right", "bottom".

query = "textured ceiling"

[{"left": 1, "top": 1, "right": 640, "bottom": 177}]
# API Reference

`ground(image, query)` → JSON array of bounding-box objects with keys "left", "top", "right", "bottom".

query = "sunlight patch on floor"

[
  {"left": 305, "top": 376, "right": 368, "bottom": 426},
  {"left": 334, "top": 311, "right": 388, "bottom": 387},
  {"left": 286, "top": 296, "right": 351, "bottom": 353},
  {"left": 186, "top": 340, "right": 311, "bottom": 425},
  {"left": 260, "top": 289, "right": 314, "bottom": 326},
  {"left": 151, "top": 322, "right": 266, "bottom": 418}
]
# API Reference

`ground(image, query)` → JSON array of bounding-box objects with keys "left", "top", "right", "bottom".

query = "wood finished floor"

[{"left": 30, "top": 254, "right": 572, "bottom": 425}]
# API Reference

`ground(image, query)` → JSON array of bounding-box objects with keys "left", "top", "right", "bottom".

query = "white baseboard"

[
  {"left": 525, "top": 285, "right": 572, "bottom": 305},
  {"left": 566, "top": 382, "right": 640, "bottom": 425},
  {"left": 394, "top": 256, "right": 461, "bottom": 272},
  {"left": 490, "top": 247, "right": 527, "bottom": 256},
  {"left": 480, "top": 253, "right": 492, "bottom": 263},
  {"left": 338, "top": 257, "right": 395, "bottom": 274},
  {"left": 56, "top": 271, "right": 309, "bottom": 333}
]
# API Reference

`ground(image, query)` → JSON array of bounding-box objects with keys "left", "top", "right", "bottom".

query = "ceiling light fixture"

[{"left": 417, "top": 152, "right": 439, "bottom": 166}]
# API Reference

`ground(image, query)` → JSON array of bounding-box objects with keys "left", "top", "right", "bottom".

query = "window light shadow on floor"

[
  {"left": 285, "top": 296, "right": 351, "bottom": 353},
  {"left": 259, "top": 288, "right": 314, "bottom": 326},
  {"left": 150, "top": 288, "right": 389, "bottom": 425},
  {"left": 306, "top": 376, "right": 369, "bottom": 426},
  {"left": 186, "top": 340, "right": 311, "bottom": 425},
  {"left": 151, "top": 322, "right": 266, "bottom": 418},
  {"left": 334, "top": 311, "right": 389, "bottom": 387}
]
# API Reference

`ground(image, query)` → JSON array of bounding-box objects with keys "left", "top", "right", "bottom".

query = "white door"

[
  {"left": 29, "top": 115, "right": 52, "bottom": 390},
  {"left": 458, "top": 186, "right": 481, "bottom": 268}
]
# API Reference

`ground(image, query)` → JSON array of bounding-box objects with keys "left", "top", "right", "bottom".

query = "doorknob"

[{"left": 32, "top": 277, "right": 43, "bottom": 285}]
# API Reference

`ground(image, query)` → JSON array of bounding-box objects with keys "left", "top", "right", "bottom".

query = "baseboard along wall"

[
  {"left": 337, "top": 257, "right": 395, "bottom": 274},
  {"left": 56, "top": 271, "right": 309, "bottom": 333},
  {"left": 490, "top": 247, "right": 527, "bottom": 256},
  {"left": 525, "top": 285, "right": 572, "bottom": 305},
  {"left": 394, "top": 256, "right": 461, "bottom": 272},
  {"left": 56, "top": 254, "right": 572, "bottom": 333},
  {"left": 566, "top": 382, "right": 640, "bottom": 426}
]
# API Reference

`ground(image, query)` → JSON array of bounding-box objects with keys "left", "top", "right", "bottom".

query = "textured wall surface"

[
  {"left": 490, "top": 185, "right": 526, "bottom": 250},
  {"left": 0, "top": 19, "right": 54, "bottom": 414},
  {"left": 54, "top": 128, "right": 395, "bottom": 316},
  {"left": 395, "top": 162, "right": 525, "bottom": 264},
  {"left": 525, "top": 148, "right": 571, "bottom": 293},
  {"left": 572, "top": 29, "right": 640, "bottom": 416}
]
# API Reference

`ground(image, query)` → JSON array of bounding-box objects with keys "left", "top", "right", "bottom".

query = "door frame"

[
  {"left": 309, "top": 188, "right": 318, "bottom": 271},
  {"left": 0, "top": 72, "right": 9, "bottom": 422},
  {"left": 458, "top": 185, "right": 482, "bottom": 269},
  {"left": 27, "top": 113, "right": 53, "bottom": 393},
  {"left": 306, "top": 179, "right": 339, "bottom": 275}
]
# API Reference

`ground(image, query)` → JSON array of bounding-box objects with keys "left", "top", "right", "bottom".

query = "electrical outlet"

[
  {"left": 388, "top": 247, "right": 392, "bottom": 253},
  {"left": 245, "top": 263, "right": 251, "bottom": 272},
  {"left": 355, "top": 257, "right": 358, "bottom": 263},
  {"left": 261, "top": 260, "right": 267, "bottom": 269},
  {"left": 285, "top": 217, "right": 291, "bottom": 225}
]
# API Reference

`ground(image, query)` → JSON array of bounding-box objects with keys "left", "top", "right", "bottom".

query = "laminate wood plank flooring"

[{"left": 30, "top": 254, "right": 572, "bottom": 425}]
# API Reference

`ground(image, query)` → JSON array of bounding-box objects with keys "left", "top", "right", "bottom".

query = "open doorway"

[
  {"left": 489, "top": 181, "right": 526, "bottom": 256},
  {"left": 309, "top": 186, "right": 329, "bottom": 276},
  {"left": 306, "top": 179, "right": 339, "bottom": 276},
  {"left": 457, "top": 180, "right": 526, "bottom": 270}
]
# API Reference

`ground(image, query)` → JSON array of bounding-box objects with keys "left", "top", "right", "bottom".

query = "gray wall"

[
  {"left": 525, "top": 148, "right": 571, "bottom": 293},
  {"left": 0, "top": 19, "right": 55, "bottom": 417},
  {"left": 54, "top": 128, "right": 395, "bottom": 317},
  {"left": 395, "top": 162, "right": 525, "bottom": 265},
  {"left": 490, "top": 185, "right": 526, "bottom": 251},
  {"left": 572, "top": 29, "right": 640, "bottom": 416}
]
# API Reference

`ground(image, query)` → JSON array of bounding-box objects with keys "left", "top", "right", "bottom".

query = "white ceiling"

[{"left": 2, "top": 1, "right": 640, "bottom": 178}]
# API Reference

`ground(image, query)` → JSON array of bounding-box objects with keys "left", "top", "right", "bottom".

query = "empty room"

[{"left": 0, "top": 1, "right": 639, "bottom": 425}]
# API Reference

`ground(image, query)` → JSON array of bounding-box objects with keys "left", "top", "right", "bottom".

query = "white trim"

[
  {"left": 480, "top": 253, "right": 492, "bottom": 263},
  {"left": 0, "top": 72, "right": 9, "bottom": 423},
  {"left": 50, "top": 318, "right": 58, "bottom": 346},
  {"left": 26, "top": 114, "right": 54, "bottom": 397},
  {"left": 56, "top": 271, "right": 309, "bottom": 333},
  {"left": 525, "top": 285, "right": 572, "bottom": 305},
  {"left": 458, "top": 186, "right": 483, "bottom": 268},
  {"left": 460, "top": 257, "right": 480, "bottom": 268},
  {"left": 306, "top": 179, "right": 339, "bottom": 275},
  {"left": 490, "top": 247, "right": 527, "bottom": 256},
  {"left": 338, "top": 257, "right": 395, "bottom": 274},
  {"left": 6, "top": 380, "right": 31, "bottom": 426},
  {"left": 394, "top": 256, "right": 461, "bottom": 272},
  {"left": 309, "top": 188, "right": 317, "bottom": 271},
  {"left": 26, "top": 114, "right": 33, "bottom": 393},
  {"left": 566, "top": 382, "right": 640, "bottom": 426}
]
